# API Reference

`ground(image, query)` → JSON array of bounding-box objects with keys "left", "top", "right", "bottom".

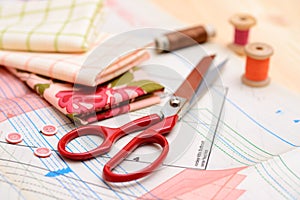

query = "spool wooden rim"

[
  {"left": 228, "top": 43, "right": 246, "bottom": 55},
  {"left": 242, "top": 74, "right": 270, "bottom": 87},
  {"left": 229, "top": 14, "right": 256, "bottom": 30},
  {"left": 245, "top": 42, "right": 273, "bottom": 60}
]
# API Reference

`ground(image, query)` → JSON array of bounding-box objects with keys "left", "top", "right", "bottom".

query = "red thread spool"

[
  {"left": 242, "top": 42, "right": 274, "bottom": 87},
  {"left": 229, "top": 14, "right": 256, "bottom": 55}
]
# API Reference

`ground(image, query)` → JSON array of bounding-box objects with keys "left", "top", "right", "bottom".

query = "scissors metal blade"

[
  {"left": 174, "top": 55, "right": 215, "bottom": 102},
  {"left": 188, "top": 58, "right": 228, "bottom": 109}
]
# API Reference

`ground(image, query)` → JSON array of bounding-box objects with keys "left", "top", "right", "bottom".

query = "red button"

[
  {"left": 6, "top": 132, "right": 23, "bottom": 144},
  {"left": 34, "top": 147, "right": 52, "bottom": 158},
  {"left": 41, "top": 124, "right": 58, "bottom": 136}
]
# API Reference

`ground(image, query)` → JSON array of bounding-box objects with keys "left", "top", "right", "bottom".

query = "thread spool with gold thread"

[
  {"left": 242, "top": 42, "right": 274, "bottom": 87},
  {"left": 228, "top": 13, "right": 256, "bottom": 55}
]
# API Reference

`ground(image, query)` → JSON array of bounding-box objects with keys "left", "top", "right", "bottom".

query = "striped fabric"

[
  {"left": 0, "top": 0, "right": 103, "bottom": 53},
  {"left": 0, "top": 34, "right": 150, "bottom": 86}
]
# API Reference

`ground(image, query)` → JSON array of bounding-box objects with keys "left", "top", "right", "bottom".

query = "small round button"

[
  {"left": 41, "top": 124, "right": 58, "bottom": 136},
  {"left": 6, "top": 132, "right": 23, "bottom": 144},
  {"left": 34, "top": 147, "right": 52, "bottom": 158}
]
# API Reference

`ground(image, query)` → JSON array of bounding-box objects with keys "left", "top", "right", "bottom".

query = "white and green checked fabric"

[{"left": 0, "top": 0, "right": 103, "bottom": 53}]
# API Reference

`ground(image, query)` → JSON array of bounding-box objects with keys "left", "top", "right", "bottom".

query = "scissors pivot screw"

[{"left": 169, "top": 97, "right": 181, "bottom": 107}]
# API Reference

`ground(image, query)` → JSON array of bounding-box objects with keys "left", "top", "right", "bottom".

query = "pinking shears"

[{"left": 57, "top": 55, "right": 226, "bottom": 182}]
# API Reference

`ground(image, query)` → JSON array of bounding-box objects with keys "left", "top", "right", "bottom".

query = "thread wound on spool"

[
  {"left": 155, "top": 25, "right": 215, "bottom": 53},
  {"left": 242, "top": 42, "right": 274, "bottom": 87},
  {"left": 234, "top": 29, "right": 249, "bottom": 45},
  {"left": 245, "top": 57, "right": 270, "bottom": 81},
  {"left": 228, "top": 13, "right": 256, "bottom": 55}
]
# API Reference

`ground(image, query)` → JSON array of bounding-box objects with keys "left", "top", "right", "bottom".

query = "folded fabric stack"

[{"left": 0, "top": 0, "right": 164, "bottom": 124}]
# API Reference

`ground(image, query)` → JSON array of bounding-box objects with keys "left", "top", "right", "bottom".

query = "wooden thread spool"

[
  {"left": 242, "top": 42, "right": 274, "bottom": 87},
  {"left": 228, "top": 13, "right": 256, "bottom": 55},
  {"left": 155, "top": 25, "right": 216, "bottom": 53}
]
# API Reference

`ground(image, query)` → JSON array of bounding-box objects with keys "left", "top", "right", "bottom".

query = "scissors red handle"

[
  {"left": 58, "top": 55, "right": 219, "bottom": 182},
  {"left": 58, "top": 113, "right": 162, "bottom": 160},
  {"left": 103, "top": 115, "right": 178, "bottom": 182}
]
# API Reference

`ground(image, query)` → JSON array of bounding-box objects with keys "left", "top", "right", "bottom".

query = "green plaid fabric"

[{"left": 0, "top": 0, "right": 103, "bottom": 52}]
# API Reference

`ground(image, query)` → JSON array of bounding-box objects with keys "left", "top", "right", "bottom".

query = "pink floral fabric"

[
  {"left": 56, "top": 86, "right": 145, "bottom": 114},
  {"left": 8, "top": 67, "right": 164, "bottom": 124}
]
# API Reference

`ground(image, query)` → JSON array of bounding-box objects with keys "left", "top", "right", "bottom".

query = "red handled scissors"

[{"left": 58, "top": 55, "right": 225, "bottom": 182}]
